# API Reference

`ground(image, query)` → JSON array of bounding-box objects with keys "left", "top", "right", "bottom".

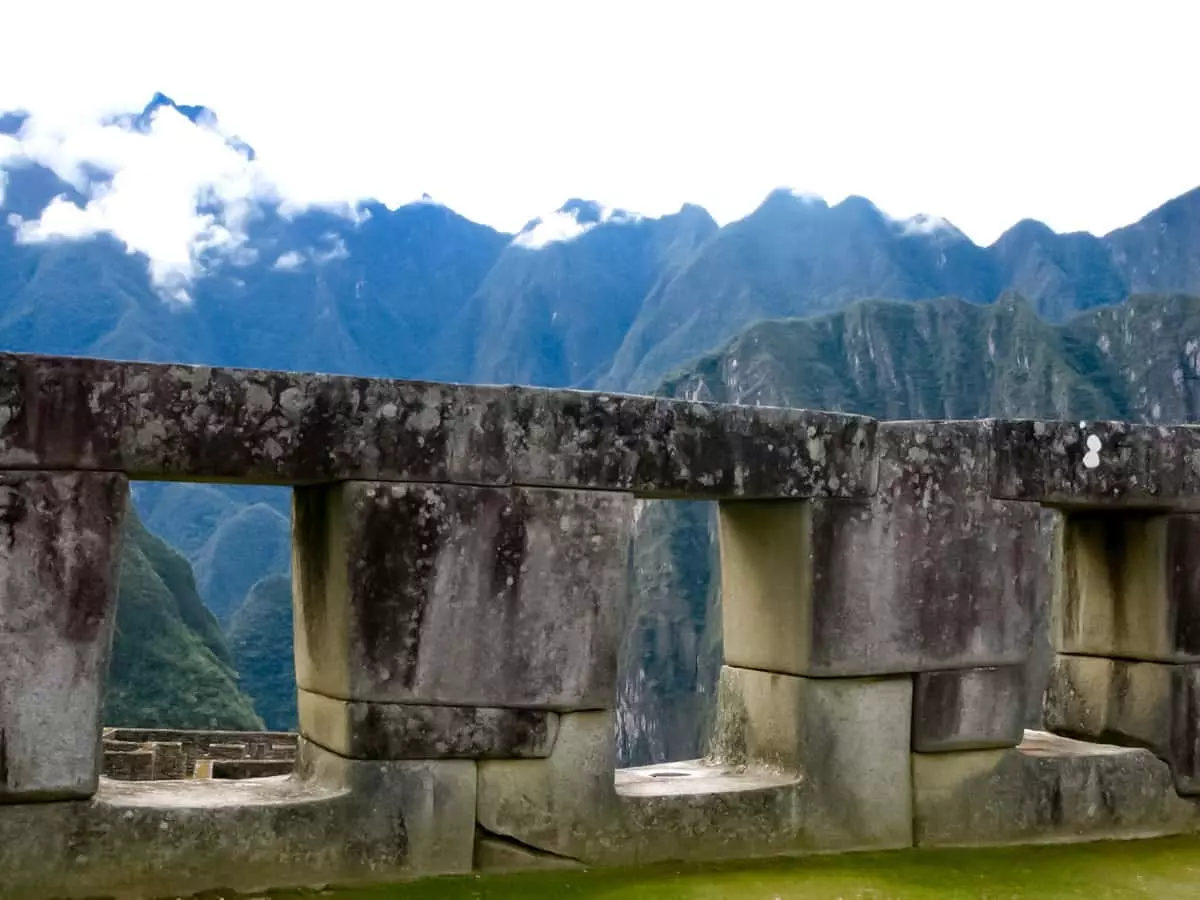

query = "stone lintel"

[
  {"left": 0, "top": 352, "right": 876, "bottom": 499},
  {"left": 991, "top": 419, "right": 1200, "bottom": 509},
  {"left": 298, "top": 690, "right": 560, "bottom": 759}
]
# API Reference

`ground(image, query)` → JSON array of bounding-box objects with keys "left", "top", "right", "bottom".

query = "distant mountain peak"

[
  {"left": 893, "top": 211, "right": 967, "bottom": 241},
  {"left": 512, "top": 199, "right": 641, "bottom": 250},
  {"left": 106, "top": 93, "right": 256, "bottom": 161}
]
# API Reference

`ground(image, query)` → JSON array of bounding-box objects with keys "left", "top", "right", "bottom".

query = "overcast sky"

[{"left": 2, "top": 0, "right": 1198, "bottom": 251}]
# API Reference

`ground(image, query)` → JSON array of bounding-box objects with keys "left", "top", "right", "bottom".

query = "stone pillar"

[
  {"left": 718, "top": 422, "right": 1046, "bottom": 738},
  {"left": 293, "top": 480, "right": 633, "bottom": 869},
  {"left": 713, "top": 423, "right": 1052, "bottom": 847},
  {"left": 0, "top": 471, "right": 127, "bottom": 803},
  {"left": 1045, "top": 512, "right": 1200, "bottom": 794}
]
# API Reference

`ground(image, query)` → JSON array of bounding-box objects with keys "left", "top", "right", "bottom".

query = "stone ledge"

[
  {"left": 1044, "top": 654, "right": 1200, "bottom": 794},
  {"left": 0, "top": 740, "right": 475, "bottom": 899},
  {"left": 914, "top": 730, "right": 1200, "bottom": 846}
]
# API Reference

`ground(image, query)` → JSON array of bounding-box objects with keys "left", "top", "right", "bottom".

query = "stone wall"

[
  {"left": 101, "top": 729, "right": 297, "bottom": 780},
  {"left": 1, "top": 352, "right": 1199, "bottom": 898}
]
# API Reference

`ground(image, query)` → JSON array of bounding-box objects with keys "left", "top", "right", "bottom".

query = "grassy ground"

[{"left": 270, "top": 835, "right": 1200, "bottom": 899}]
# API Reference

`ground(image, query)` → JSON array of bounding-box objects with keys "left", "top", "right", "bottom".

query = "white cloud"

[
  {"left": 313, "top": 234, "right": 348, "bottom": 264},
  {"left": 512, "top": 204, "right": 640, "bottom": 250},
  {"left": 4, "top": 103, "right": 285, "bottom": 300},
  {"left": 273, "top": 250, "right": 305, "bottom": 271},
  {"left": 1, "top": 0, "right": 1199, "bottom": 268},
  {"left": 896, "top": 213, "right": 963, "bottom": 239},
  {"left": 0, "top": 170, "right": 6, "bottom": 208}
]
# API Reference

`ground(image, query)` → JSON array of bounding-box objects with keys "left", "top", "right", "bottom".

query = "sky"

[{"left": 1, "top": 0, "right": 1198, "bottom": 283}]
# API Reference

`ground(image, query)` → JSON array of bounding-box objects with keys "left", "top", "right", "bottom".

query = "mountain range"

[{"left": 6, "top": 94, "right": 1200, "bottom": 751}]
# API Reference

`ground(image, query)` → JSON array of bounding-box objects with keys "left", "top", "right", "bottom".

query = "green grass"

[{"left": 270, "top": 836, "right": 1200, "bottom": 899}]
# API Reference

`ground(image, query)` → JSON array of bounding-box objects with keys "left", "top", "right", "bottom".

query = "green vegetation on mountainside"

[
  {"left": 104, "top": 506, "right": 264, "bottom": 731},
  {"left": 226, "top": 574, "right": 297, "bottom": 731}
]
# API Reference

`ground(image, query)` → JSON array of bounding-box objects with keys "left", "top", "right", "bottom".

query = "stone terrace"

[{"left": 1, "top": 351, "right": 1200, "bottom": 897}]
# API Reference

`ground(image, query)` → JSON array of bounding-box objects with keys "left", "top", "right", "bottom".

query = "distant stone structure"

[
  {"left": 1, "top": 352, "right": 1199, "bottom": 897},
  {"left": 101, "top": 728, "right": 297, "bottom": 781}
]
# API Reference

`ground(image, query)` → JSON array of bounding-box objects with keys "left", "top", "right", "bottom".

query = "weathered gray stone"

[
  {"left": 102, "top": 750, "right": 154, "bottom": 781},
  {"left": 0, "top": 471, "right": 127, "bottom": 803},
  {"left": 913, "top": 730, "right": 1200, "bottom": 846},
  {"left": 1044, "top": 654, "right": 1200, "bottom": 794},
  {"left": 991, "top": 419, "right": 1200, "bottom": 508},
  {"left": 508, "top": 388, "right": 877, "bottom": 499},
  {"left": 294, "top": 481, "right": 631, "bottom": 708},
  {"left": 478, "top": 699, "right": 913, "bottom": 868},
  {"left": 0, "top": 352, "right": 877, "bottom": 499},
  {"left": 299, "top": 689, "right": 560, "bottom": 759},
  {"left": 913, "top": 667, "right": 1026, "bottom": 752},
  {"left": 1055, "top": 512, "right": 1200, "bottom": 661},
  {"left": 0, "top": 738, "right": 476, "bottom": 898},
  {"left": 722, "top": 422, "right": 1050, "bottom": 676}
]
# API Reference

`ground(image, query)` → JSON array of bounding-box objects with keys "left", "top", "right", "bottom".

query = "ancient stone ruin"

[
  {"left": 102, "top": 729, "right": 298, "bottom": 781},
  {"left": 2, "top": 351, "right": 1200, "bottom": 897}
]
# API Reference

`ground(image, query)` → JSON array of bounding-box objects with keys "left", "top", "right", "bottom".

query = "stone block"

[
  {"left": 153, "top": 742, "right": 187, "bottom": 780},
  {"left": 722, "top": 421, "right": 1050, "bottom": 677},
  {"left": 1055, "top": 512, "right": 1200, "bottom": 661},
  {"left": 295, "top": 738, "right": 477, "bottom": 875},
  {"left": 718, "top": 500, "right": 813, "bottom": 677},
  {"left": 509, "top": 388, "right": 877, "bottom": 500},
  {"left": 0, "top": 471, "right": 127, "bottom": 803},
  {"left": 913, "top": 666, "right": 1026, "bottom": 752},
  {"left": 1044, "top": 654, "right": 1200, "bottom": 794},
  {"left": 293, "top": 482, "right": 631, "bottom": 708},
  {"left": 990, "top": 419, "right": 1200, "bottom": 509},
  {"left": 913, "top": 731, "right": 1200, "bottom": 846},
  {"left": 298, "top": 689, "right": 559, "bottom": 759},
  {"left": 102, "top": 750, "right": 154, "bottom": 781}
]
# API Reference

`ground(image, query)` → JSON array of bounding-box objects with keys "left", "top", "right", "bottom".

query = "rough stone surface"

[
  {"left": 0, "top": 352, "right": 876, "bottom": 498},
  {"left": 913, "top": 667, "right": 1026, "bottom": 752},
  {"left": 0, "top": 471, "right": 127, "bottom": 803},
  {"left": 0, "top": 739, "right": 476, "bottom": 898},
  {"left": 914, "top": 730, "right": 1200, "bottom": 846},
  {"left": 294, "top": 481, "right": 631, "bottom": 708},
  {"left": 724, "top": 422, "right": 1050, "bottom": 677},
  {"left": 1044, "top": 654, "right": 1200, "bottom": 795},
  {"left": 991, "top": 419, "right": 1200, "bottom": 508},
  {"left": 1055, "top": 512, "right": 1200, "bottom": 661},
  {"left": 478, "top": 689, "right": 912, "bottom": 867},
  {"left": 508, "top": 387, "right": 877, "bottom": 499},
  {"left": 299, "top": 689, "right": 560, "bottom": 759}
]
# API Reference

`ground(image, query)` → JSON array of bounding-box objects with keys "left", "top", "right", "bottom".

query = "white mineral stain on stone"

[{"left": 1084, "top": 434, "right": 1102, "bottom": 469}]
